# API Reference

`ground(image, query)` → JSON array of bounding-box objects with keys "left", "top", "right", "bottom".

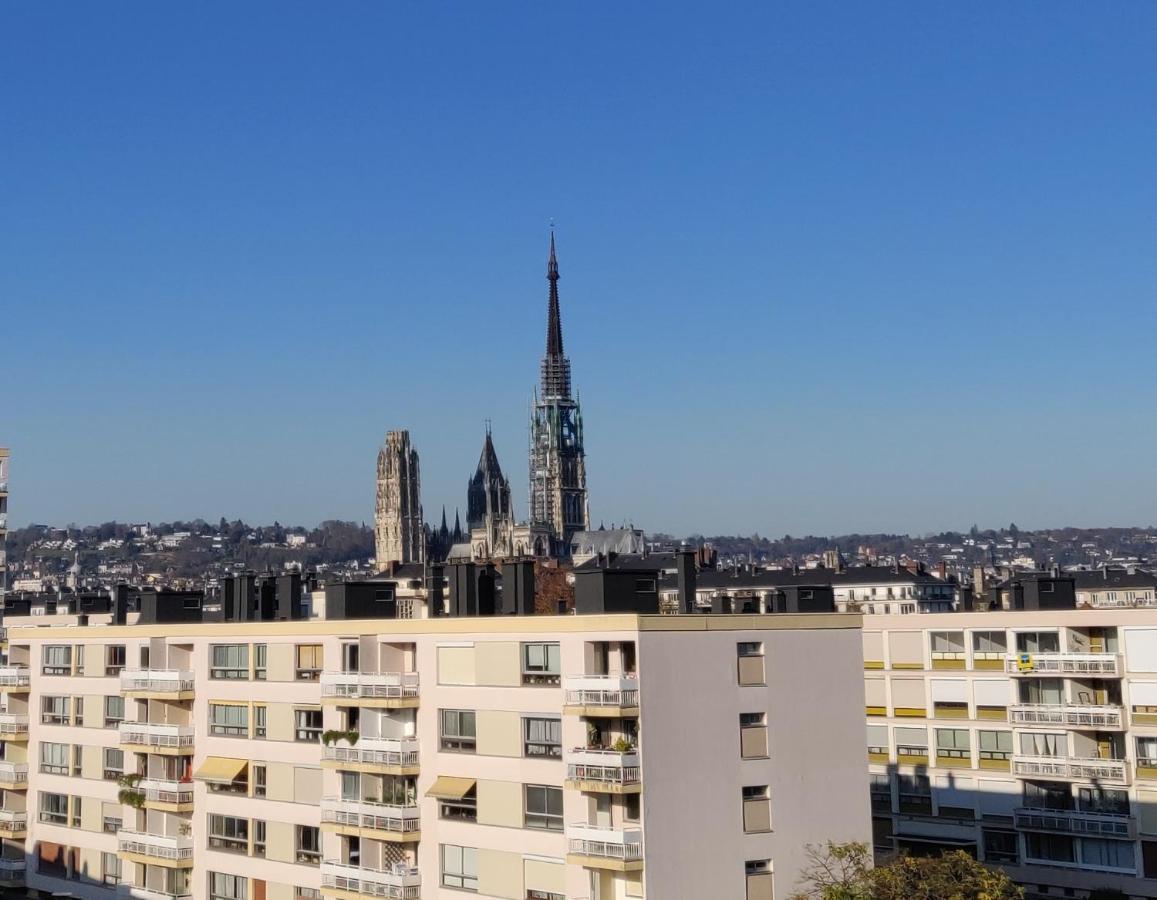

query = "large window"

[
  {"left": 209, "top": 704, "right": 248, "bottom": 736},
  {"left": 210, "top": 872, "right": 248, "bottom": 900},
  {"left": 295, "top": 645, "right": 323, "bottom": 681},
  {"left": 103, "top": 747, "right": 124, "bottom": 780},
  {"left": 41, "top": 695, "right": 70, "bottom": 725},
  {"left": 295, "top": 708, "right": 322, "bottom": 743},
  {"left": 935, "top": 728, "right": 970, "bottom": 760},
  {"left": 1079, "top": 786, "right": 1130, "bottom": 816},
  {"left": 253, "top": 764, "right": 268, "bottom": 798},
  {"left": 101, "top": 850, "right": 122, "bottom": 886},
  {"left": 521, "top": 643, "right": 561, "bottom": 685},
  {"left": 523, "top": 785, "right": 563, "bottom": 831},
  {"left": 972, "top": 631, "right": 1006, "bottom": 657},
  {"left": 40, "top": 742, "right": 69, "bottom": 775},
  {"left": 440, "top": 709, "right": 476, "bottom": 752},
  {"left": 105, "top": 645, "right": 126, "bottom": 676},
  {"left": 42, "top": 645, "right": 72, "bottom": 675},
  {"left": 254, "top": 644, "right": 268, "bottom": 681},
  {"left": 39, "top": 792, "right": 69, "bottom": 825},
  {"left": 1081, "top": 837, "right": 1134, "bottom": 870},
  {"left": 211, "top": 644, "right": 249, "bottom": 680},
  {"left": 104, "top": 694, "right": 125, "bottom": 728},
  {"left": 296, "top": 825, "right": 321, "bottom": 865},
  {"left": 254, "top": 704, "right": 267, "bottom": 739},
  {"left": 1024, "top": 832, "right": 1075, "bottom": 863},
  {"left": 982, "top": 829, "right": 1018, "bottom": 864},
  {"left": 208, "top": 815, "right": 249, "bottom": 853},
  {"left": 523, "top": 717, "right": 562, "bottom": 758},
  {"left": 441, "top": 844, "right": 478, "bottom": 891},
  {"left": 977, "top": 730, "right": 1012, "bottom": 763}
]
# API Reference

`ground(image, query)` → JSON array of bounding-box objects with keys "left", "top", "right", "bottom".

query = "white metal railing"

[
  {"left": 0, "top": 667, "right": 30, "bottom": 688},
  {"left": 320, "top": 671, "right": 420, "bottom": 700},
  {"left": 321, "top": 797, "right": 420, "bottom": 833},
  {"left": 1005, "top": 653, "right": 1122, "bottom": 676},
  {"left": 0, "top": 857, "right": 24, "bottom": 879},
  {"left": 0, "top": 714, "right": 29, "bottom": 737},
  {"left": 118, "top": 722, "right": 196, "bottom": 750},
  {"left": 1009, "top": 703, "right": 1124, "bottom": 729},
  {"left": 567, "top": 748, "right": 641, "bottom": 786},
  {"left": 1014, "top": 807, "right": 1135, "bottom": 839},
  {"left": 0, "top": 762, "right": 28, "bottom": 785},
  {"left": 321, "top": 861, "right": 421, "bottom": 899},
  {"left": 0, "top": 811, "right": 27, "bottom": 832},
  {"left": 117, "top": 830, "right": 194, "bottom": 862},
  {"left": 322, "top": 737, "right": 419, "bottom": 768},
  {"left": 564, "top": 675, "right": 640, "bottom": 708},
  {"left": 1013, "top": 755, "right": 1129, "bottom": 783},
  {"left": 138, "top": 779, "right": 195, "bottom": 806},
  {"left": 118, "top": 887, "right": 192, "bottom": 900},
  {"left": 567, "top": 823, "right": 644, "bottom": 861},
  {"left": 121, "top": 669, "right": 195, "bottom": 693}
]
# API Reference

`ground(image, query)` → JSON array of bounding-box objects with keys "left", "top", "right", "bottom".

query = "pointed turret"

[{"left": 546, "top": 230, "right": 563, "bottom": 357}]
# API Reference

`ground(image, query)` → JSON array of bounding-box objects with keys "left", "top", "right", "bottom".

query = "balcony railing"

[
  {"left": 322, "top": 737, "right": 419, "bottom": 768},
  {"left": 320, "top": 671, "right": 419, "bottom": 701},
  {"left": 0, "top": 714, "right": 29, "bottom": 738},
  {"left": 566, "top": 748, "right": 641, "bottom": 787},
  {"left": 0, "top": 763, "right": 28, "bottom": 786},
  {"left": 0, "top": 667, "right": 30, "bottom": 688},
  {"left": 0, "top": 811, "right": 27, "bottom": 833},
  {"left": 117, "top": 887, "right": 192, "bottom": 900},
  {"left": 1009, "top": 703, "right": 1124, "bottom": 729},
  {"left": 1014, "top": 807, "right": 1135, "bottom": 839},
  {"left": 321, "top": 798, "right": 420, "bottom": 835},
  {"left": 138, "top": 779, "right": 195, "bottom": 806},
  {"left": 320, "top": 861, "right": 421, "bottom": 899},
  {"left": 117, "top": 831, "right": 195, "bottom": 862},
  {"left": 1013, "top": 755, "right": 1130, "bottom": 784},
  {"left": 121, "top": 670, "right": 195, "bottom": 694},
  {"left": 563, "top": 675, "right": 640, "bottom": 709},
  {"left": 0, "top": 857, "right": 25, "bottom": 880},
  {"left": 567, "top": 823, "right": 644, "bottom": 862},
  {"left": 119, "top": 722, "right": 196, "bottom": 750},
  {"left": 1006, "top": 653, "right": 1122, "bottom": 677}
]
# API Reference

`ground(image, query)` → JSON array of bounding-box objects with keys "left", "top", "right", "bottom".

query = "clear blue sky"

[{"left": 3, "top": 2, "right": 1156, "bottom": 536}]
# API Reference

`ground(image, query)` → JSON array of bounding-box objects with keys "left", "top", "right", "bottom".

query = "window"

[
  {"left": 105, "top": 645, "right": 126, "bottom": 676},
  {"left": 295, "top": 890, "right": 322, "bottom": 900},
  {"left": 254, "top": 644, "right": 267, "bottom": 681},
  {"left": 983, "top": 829, "right": 1018, "bottom": 864},
  {"left": 870, "top": 773, "right": 892, "bottom": 812},
  {"left": 737, "top": 642, "right": 766, "bottom": 685},
  {"left": 295, "top": 825, "right": 321, "bottom": 864},
  {"left": 634, "top": 578, "right": 656, "bottom": 593},
  {"left": 103, "top": 747, "right": 124, "bottom": 780},
  {"left": 527, "top": 892, "right": 564, "bottom": 900},
  {"left": 524, "top": 785, "right": 563, "bottom": 831},
  {"left": 375, "top": 587, "right": 395, "bottom": 602},
  {"left": 40, "top": 742, "right": 69, "bottom": 775},
  {"left": 253, "top": 764, "right": 268, "bottom": 798},
  {"left": 523, "top": 717, "right": 562, "bottom": 758},
  {"left": 897, "top": 774, "right": 932, "bottom": 815},
  {"left": 441, "top": 844, "right": 479, "bottom": 891},
  {"left": 742, "top": 785, "right": 772, "bottom": 834},
  {"left": 41, "top": 695, "right": 70, "bottom": 725},
  {"left": 972, "top": 631, "right": 1006, "bottom": 656},
  {"left": 295, "top": 708, "right": 323, "bottom": 742},
  {"left": 43, "top": 645, "right": 72, "bottom": 675},
  {"left": 40, "top": 792, "right": 69, "bottom": 824},
  {"left": 977, "top": 730, "right": 1012, "bottom": 763},
  {"left": 439, "top": 785, "right": 477, "bottom": 822},
  {"left": 1024, "top": 780, "right": 1072, "bottom": 811},
  {"left": 295, "top": 644, "right": 323, "bottom": 680},
  {"left": 209, "top": 703, "right": 248, "bottom": 736},
  {"left": 737, "top": 641, "right": 763, "bottom": 657},
  {"left": 71, "top": 744, "right": 83, "bottom": 777},
  {"left": 521, "top": 643, "right": 561, "bottom": 685},
  {"left": 1024, "top": 832, "right": 1075, "bottom": 863},
  {"left": 104, "top": 812, "right": 123, "bottom": 833},
  {"left": 104, "top": 694, "right": 125, "bottom": 728},
  {"left": 624, "top": 792, "right": 641, "bottom": 822},
  {"left": 740, "top": 712, "right": 769, "bottom": 759},
  {"left": 254, "top": 704, "right": 267, "bottom": 739},
  {"left": 1140, "top": 736, "right": 1157, "bottom": 765},
  {"left": 208, "top": 815, "right": 249, "bottom": 853},
  {"left": 935, "top": 728, "right": 970, "bottom": 760},
  {"left": 253, "top": 820, "right": 267, "bottom": 858},
  {"left": 211, "top": 644, "right": 249, "bottom": 680},
  {"left": 739, "top": 712, "right": 766, "bottom": 727},
  {"left": 101, "top": 850, "right": 121, "bottom": 885},
  {"left": 1081, "top": 837, "right": 1134, "bottom": 870},
  {"left": 1079, "top": 786, "right": 1130, "bottom": 816},
  {"left": 440, "top": 709, "right": 477, "bottom": 752},
  {"left": 210, "top": 872, "right": 248, "bottom": 900}
]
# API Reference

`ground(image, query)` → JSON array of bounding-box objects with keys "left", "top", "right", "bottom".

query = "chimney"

[
  {"left": 677, "top": 550, "right": 697, "bottom": 615},
  {"left": 427, "top": 564, "right": 445, "bottom": 616}
]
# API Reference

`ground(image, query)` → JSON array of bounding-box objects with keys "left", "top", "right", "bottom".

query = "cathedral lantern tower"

[{"left": 374, "top": 429, "right": 424, "bottom": 568}]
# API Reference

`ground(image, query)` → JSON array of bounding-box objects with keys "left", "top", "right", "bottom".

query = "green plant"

[
  {"left": 118, "top": 788, "right": 146, "bottom": 808},
  {"left": 612, "top": 736, "right": 634, "bottom": 753},
  {"left": 322, "top": 728, "right": 360, "bottom": 746}
]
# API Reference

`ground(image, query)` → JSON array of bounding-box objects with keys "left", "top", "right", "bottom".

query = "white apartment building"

[
  {"left": 0, "top": 604, "right": 869, "bottom": 900},
  {"left": 865, "top": 609, "right": 1157, "bottom": 899},
  {"left": 0, "top": 448, "right": 8, "bottom": 602}
]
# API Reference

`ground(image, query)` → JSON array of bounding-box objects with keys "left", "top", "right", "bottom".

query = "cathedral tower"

[
  {"left": 374, "top": 429, "right": 424, "bottom": 568},
  {"left": 529, "top": 232, "right": 589, "bottom": 553}
]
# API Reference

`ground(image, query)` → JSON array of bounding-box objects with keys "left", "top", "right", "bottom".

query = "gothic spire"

[{"left": 546, "top": 229, "right": 563, "bottom": 358}]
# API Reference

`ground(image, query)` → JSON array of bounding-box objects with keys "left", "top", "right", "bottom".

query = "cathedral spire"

[{"left": 546, "top": 230, "right": 563, "bottom": 358}]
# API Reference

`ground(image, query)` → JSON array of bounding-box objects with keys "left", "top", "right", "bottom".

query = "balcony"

[
  {"left": 566, "top": 748, "right": 642, "bottom": 793},
  {"left": 118, "top": 831, "right": 195, "bottom": 868},
  {"left": 1009, "top": 703, "right": 1124, "bottom": 730},
  {"left": 321, "top": 798, "right": 420, "bottom": 841},
  {"left": 0, "top": 713, "right": 29, "bottom": 741},
  {"left": 119, "top": 723, "right": 195, "bottom": 754},
  {"left": 320, "top": 861, "right": 421, "bottom": 899},
  {"left": 563, "top": 675, "right": 640, "bottom": 716},
  {"left": 138, "top": 778, "right": 195, "bottom": 810},
  {"left": 321, "top": 737, "right": 420, "bottom": 774},
  {"left": 566, "top": 823, "right": 644, "bottom": 871},
  {"left": 118, "top": 887, "right": 192, "bottom": 900},
  {"left": 121, "top": 670, "right": 196, "bottom": 699},
  {"left": 0, "top": 667, "right": 30, "bottom": 692},
  {"left": 0, "top": 857, "right": 24, "bottom": 882},
  {"left": 320, "top": 672, "right": 419, "bottom": 708},
  {"left": 1006, "top": 653, "right": 1122, "bottom": 677},
  {"left": 0, "top": 811, "right": 27, "bottom": 838},
  {"left": 0, "top": 762, "right": 28, "bottom": 790},
  {"left": 1012, "top": 755, "right": 1130, "bottom": 785},
  {"left": 1014, "top": 807, "right": 1135, "bottom": 839}
]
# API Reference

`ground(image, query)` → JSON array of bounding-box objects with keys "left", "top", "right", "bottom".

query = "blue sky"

[{"left": 3, "top": 2, "right": 1156, "bottom": 536}]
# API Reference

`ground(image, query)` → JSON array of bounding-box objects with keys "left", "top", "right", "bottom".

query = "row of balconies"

[
  {"left": 1009, "top": 703, "right": 1125, "bottom": 730},
  {"left": 1004, "top": 652, "right": 1122, "bottom": 677},
  {"left": 1013, "top": 806, "right": 1136, "bottom": 839},
  {"left": 117, "top": 831, "right": 195, "bottom": 865}
]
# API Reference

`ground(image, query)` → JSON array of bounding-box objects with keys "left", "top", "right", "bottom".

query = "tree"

[{"left": 790, "top": 843, "right": 1023, "bottom": 900}]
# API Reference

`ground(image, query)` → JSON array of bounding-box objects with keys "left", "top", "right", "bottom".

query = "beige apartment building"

[
  {"left": 0, "top": 600, "right": 869, "bottom": 900},
  {"left": 865, "top": 609, "right": 1157, "bottom": 899}
]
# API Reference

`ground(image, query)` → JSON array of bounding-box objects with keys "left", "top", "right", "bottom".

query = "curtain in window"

[
  {"left": 44, "top": 646, "right": 71, "bottom": 669},
  {"left": 526, "top": 718, "right": 561, "bottom": 746},
  {"left": 210, "top": 705, "right": 248, "bottom": 729},
  {"left": 212, "top": 645, "right": 248, "bottom": 669},
  {"left": 1019, "top": 732, "right": 1063, "bottom": 756}
]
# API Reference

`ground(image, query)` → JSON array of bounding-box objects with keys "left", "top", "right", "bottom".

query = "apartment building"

[
  {"left": 864, "top": 608, "right": 1157, "bottom": 899},
  {"left": 0, "top": 447, "right": 8, "bottom": 599},
  {"left": 0, "top": 577, "right": 869, "bottom": 900}
]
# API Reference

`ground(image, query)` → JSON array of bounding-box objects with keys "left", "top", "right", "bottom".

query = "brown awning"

[{"left": 425, "top": 776, "right": 476, "bottom": 800}]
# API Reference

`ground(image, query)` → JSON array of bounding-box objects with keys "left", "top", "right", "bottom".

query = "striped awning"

[
  {"left": 193, "top": 757, "right": 248, "bottom": 785},
  {"left": 425, "top": 776, "right": 476, "bottom": 800}
]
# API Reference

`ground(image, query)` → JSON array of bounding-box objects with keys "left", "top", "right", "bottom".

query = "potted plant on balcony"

[
  {"left": 322, "top": 729, "right": 360, "bottom": 746},
  {"left": 611, "top": 736, "right": 635, "bottom": 753},
  {"left": 117, "top": 773, "right": 146, "bottom": 808}
]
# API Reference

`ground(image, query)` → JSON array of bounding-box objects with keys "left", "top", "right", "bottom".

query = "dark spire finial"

[{"left": 546, "top": 229, "right": 563, "bottom": 358}]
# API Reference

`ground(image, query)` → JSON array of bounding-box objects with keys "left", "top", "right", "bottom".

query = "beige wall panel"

[
  {"left": 864, "top": 677, "right": 886, "bottom": 707},
  {"left": 80, "top": 797, "right": 102, "bottom": 833},
  {"left": 738, "top": 656, "right": 765, "bottom": 686},
  {"left": 888, "top": 632, "right": 924, "bottom": 666},
  {"left": 476, "top": 848, "right": 524, "bottom": 900},
  {"left": 523, "top": 859, "right": 565, "bottom": 894},
  {"left": 294, "top": 766, "right": 322, "bottom": 805},
  {"left": 265, "top": 762, "right": 297, "bottom": 803},
  {"left": 740, "top": 726, "right": 768, "bottom": 759},
  {"left": 265, "top": 820, "right": 295, "bottom": 863},
  {"left": 81, "top": 744, "right": 103, "bottom": 781},
  {"left": 266, "top": 884, "right": 294, "bottom": 900},
  {"left": 437, "top": 645, "right": 477, "bottom": 685},
  {"left": 267, "top": 644, "right": 295, "bottom": 682},
  {"left": 477, "top": 779, "right": 524, "bottom": 828},
  {"left": 475, "top": 641, "right": 521, "bottom": 687},
  {"left": 81, "top": 694, "right": 103, "bottom": 727},
  {"left": 863, "top": 631, "right": 885, "bottom": 663},
  {"left": 476, "top": 710, "right": 522, "bottom": 758},
  {"left": 747, "top": 872, "right": 774, "bottom": 900},
  {"left": 743, "top": 798, "right": 772, "bottom": 833},
  {"left": 890, "top": 678, "right": 926, "bottom": 709},
  {"left": 625, "top": 871, "right": 644, "bottom": 897},
  {"left": 266, "top": 703, "right": 295, "bottom": 743},
  {"left": 78, "top": 847, "right": 102, "bottom": 876}
]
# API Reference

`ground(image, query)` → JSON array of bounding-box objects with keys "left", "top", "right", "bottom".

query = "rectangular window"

[
  {"left": 295, "top": 644, "right": 323, "bottom": 680},
  {"left": 972, "top": 631, "right": 1006, "bottom": 656},
  {"left": 634, "top": 578, "right": 656, "bottom": 592},
  {"left": 737, "top": 641, "right": 764, "bottom": 657},
  {"left": 208, "top": 814, "right": 249, "bottom": 853},
  {"left": 521, "top": 642, "right": 562, "bottom": 685},
  {"left": 105, "top": 644, "right": 126, "bottom": 676},
  {"left": 742, "top": 785, "right": 772, "bottom": 834},
  {"left": 1081, "top": 837, "right": 1134, "bottom": 870},
  {"left": 440, "top": 709, "right": 477, "bottom": 752},
  {"left": 739, "top": 712, "right": 766, "bottom": 727},
  {"left": 1024, "top": 832, "right": 1075, "bottom": 863},
  {"left": 40, "top": 742, "right": 69, "bottom": 775},
  {"left": 254, "top": 704, "right": 267, "bottom": 739},
  {"left": 71, "top": 744, "right": 83, "bottom": 777},
  {"left": 40, "top": 695, "right": 70, "bottom": 726},
  {"left": 211, "top": 644, "right": 249, "bottom": 680},
  {"left": 439, "top": 785, "right": 477, "bottom": 822},
  {"left": 254, "top": 644, "right": 267, "bottom": 680},
  {"left": 43, "top": 645, "right": 72, "bottom": 675},
  {"left": 104, "top": 694, "right": 125, "bottom": 728},
  {"left": 983, "top": 829, "right": 1019, "bottom": 864},
  {"left": 441, "top": 844, "right": 479, "bottom": 891},
  {"left": 523, "top": 716, "right": 562, "bottom": 758},
  {"left": 936, "top": 728, "right": 971, "bottom": 759},
  {"left": 210, "top": 872, "right": 248, "bottom": 900},
  {"left": 977, "top": 730, "right": 1013, "bottom": 762},
  {"left": 524, "top": 784, "right": 564, "bottom": 831},
  {"left": 103, "top": 747, "right": 125, "bottom": 780},
  {"left": 253, "top": 764, "right": 268, "bottom": 798},
  {"left": 294, "top": 708, "right": 322, "bottom": 742},
  {"left": 295, "top": 825, "right": 321, "bottom": 865},
  {"left": 209, "top": 703, "right": 248, "bottom": 736},
  {"left": 101, "top": 850, "right": 122, "bottom": 886},
  {"left": 253, "top": 820, "right": 267, "bottom": 858},
  {"left": 39, "top": 792, "right": 69, "bottom": 824}
]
